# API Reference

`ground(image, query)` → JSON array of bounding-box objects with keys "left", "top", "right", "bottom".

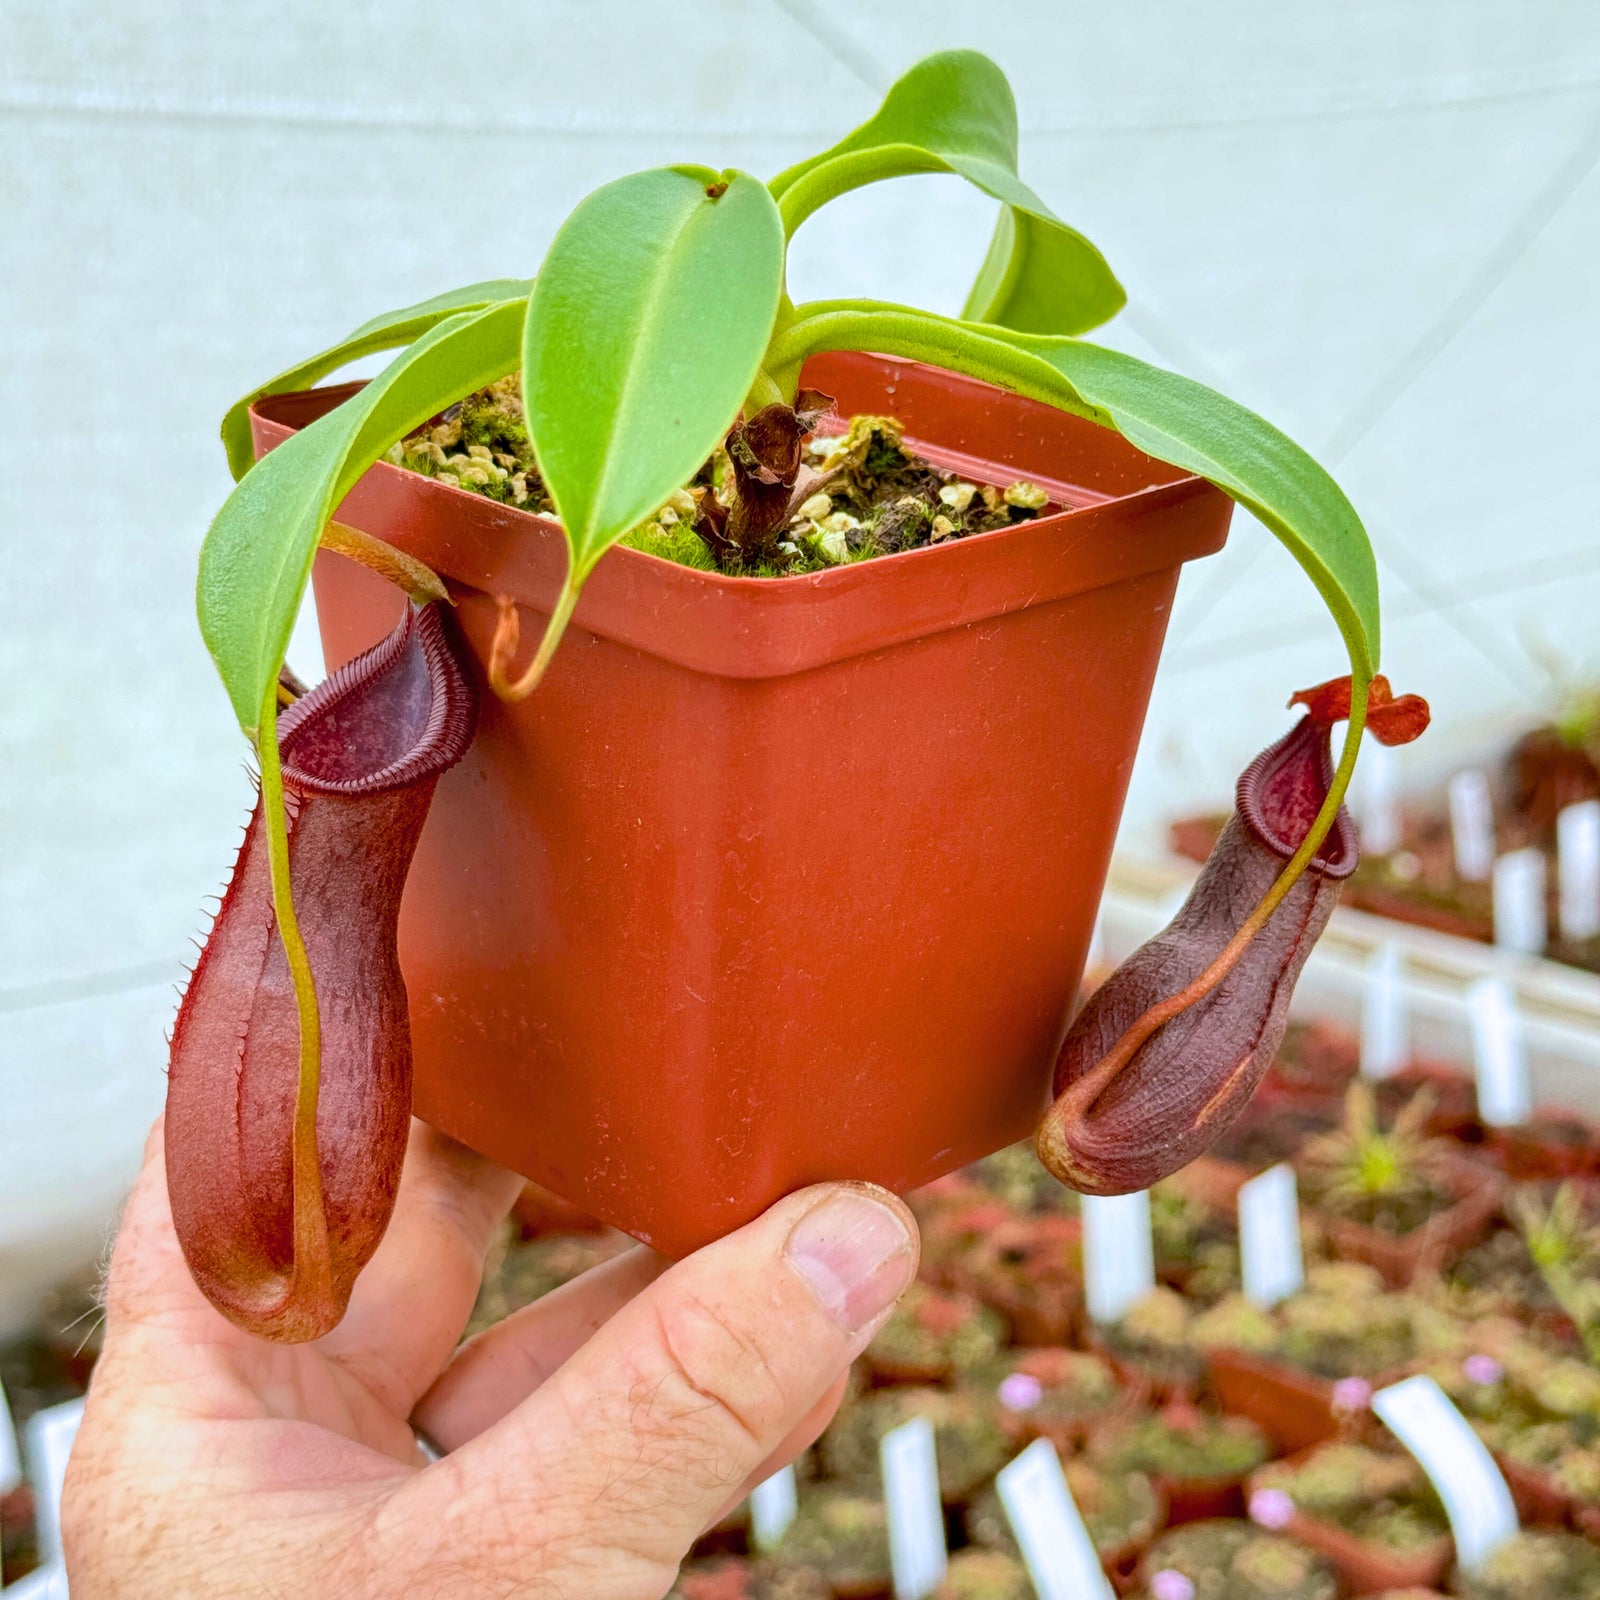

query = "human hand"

[{"left": 63, "top": 1118, "right": 918, "bottom": 1597}]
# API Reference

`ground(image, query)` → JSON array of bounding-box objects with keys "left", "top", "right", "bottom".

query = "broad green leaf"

[
  {"left": 769, "top": 51, "right": 1124, "bottom": 337},
  {"left": 960, "top": 207, "right": 1125, "bottom": 337},
  {"left": 1018, "top": 334, "right": 1380, "bottom": 677},
  {"left": 219, "top": 279, "right": 532, "bottom": 479},
  {"left": 522, "top": 166, "right": 784, "bottom": 578},
  {"left": 199, "top": 298, "right": 524, "bottom": 735},
  {"left": 772, "top": 300, "right": 1378, "bottom": 679}
]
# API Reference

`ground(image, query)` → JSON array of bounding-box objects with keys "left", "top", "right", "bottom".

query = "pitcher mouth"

[{"left": 1236, "top": 715, "right": 1359, "bottom": 881}]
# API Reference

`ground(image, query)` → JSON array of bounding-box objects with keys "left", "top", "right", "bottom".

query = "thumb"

[{"left": 401, "top": 1183, "right": 917, "bottom": 1595}]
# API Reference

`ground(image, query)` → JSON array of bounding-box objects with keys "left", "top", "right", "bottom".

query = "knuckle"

[{"left": 645, "top": 1286, "right": 790, "bottom": 1460}]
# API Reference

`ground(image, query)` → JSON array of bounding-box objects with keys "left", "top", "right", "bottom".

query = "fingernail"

[{"left": 784, "top": 1187, "right": 915, "bottom": 1334}]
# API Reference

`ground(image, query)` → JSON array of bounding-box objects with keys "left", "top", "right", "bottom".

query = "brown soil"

[{"left": 389, "top": 378, "right": 1055, "bottom": 578}]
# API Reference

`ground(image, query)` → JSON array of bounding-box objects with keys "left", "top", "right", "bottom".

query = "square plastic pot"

[{"left": 251, "top": 351, "right": 1230, "bottom": 1254}]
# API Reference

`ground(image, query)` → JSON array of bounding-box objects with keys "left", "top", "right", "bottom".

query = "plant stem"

[
  {"left": 744, "top": 366, "right": 785, "bottom": 413},
  {"left": 255, "top": 684, "right": 334, "bottom": 1312}
]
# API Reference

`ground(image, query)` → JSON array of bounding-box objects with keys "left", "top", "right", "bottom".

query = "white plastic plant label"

[
  {"left": 1081, "top": 1190, "right": 1154, "bottom": 1325},
  {"left": 1372, "top": 1374, "right": 1517, "bottom": 1573},
  {"left": 748, "top": 1462, "right": 798, "bottom": 1550},
  {"left": 1467, "top": 975, "right": 1532, "bottom": 1127},
  {"left": 1238, "top": 1163, "right": 1305, "bottom": 1309},
  {"left": 0, "top": 1564, "right": 69, "bottom": 1598},
  {"left": 995, "top": 1438, "right": 1115, "bottom": 1600},
  {"left": 1448, "top": 769, "right": 1495, "bottom": 882},
  {"left": 1359, "top": 939, "right": 1408, "bottom": 1079},
  {"left": 880, "top": 1415, "right": 947, "bottom": 1599},
  {"left": 25, "top": 1397, "right": 85, "bottom": 1568},
  {"left": 1492, "top": 847, "right": 1547, "bottom": 955},
  {"left": 1353, "top": 741, "right": 1401, "bottom": 856},
  {"left": 0, "top": 1377, "right": 20, "bottom": 1495},
  {"left": 1559, "top": 799, "right": 1600, "bottom": 942}
]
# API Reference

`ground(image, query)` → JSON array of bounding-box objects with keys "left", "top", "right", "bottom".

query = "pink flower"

[
  {"left": 1249, "top": 1488, "right": 1295, "bottom": 1530},
  {"left": 997, "top": 1373, "right": 1044, "bottom": 1411},
  {"left": 1332, "top": 1377, "right": 1373, "bottom": 1414},
  {"left": 1150, "top": 1571, "right": 1197, "bottom": 1600},
  {"left": 1463, "top": 1354, "right": 1504, "bottom": 1386}
]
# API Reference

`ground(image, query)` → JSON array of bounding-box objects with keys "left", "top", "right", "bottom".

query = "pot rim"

[{"left": 255, "top": 351, "right": 1231, "bottom": 680}]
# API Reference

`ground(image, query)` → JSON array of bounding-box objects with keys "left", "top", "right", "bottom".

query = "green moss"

[
  {"left": 1141, "top": 1520, "right": 1338, "bottom": 1600},
  {"left": 1455, "top": 1529, "right": 1600, "bottom": 1600},
  {"left": 1091, "top": 1409, "right": 1268, "bottom": 1481},
  {"left": 868, "top": 1281, "right": 1006, "bottom": 1381},
  {"left": 820, "top": 1387, "right": 1009, "bottom": 1502},
  {"left": 934, "top": 1549, "right": 1032, "bottom": 1600},
  {"left": 619, "top": 520, "right": 719, "bottom": 570},
  {"left": 389, "top": 376, "right": 1049, "bottom": 577},
  {"left": 771, "top": 1491, "right": 891, "bottom": 1590},
  {"left": 1254, "top": 1444, "right": 1447, "bottom": 1553}
]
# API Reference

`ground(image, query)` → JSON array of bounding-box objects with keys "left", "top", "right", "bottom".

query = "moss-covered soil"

[{"left": 389, "top": 376, "right": 1055, "bottom": 576}]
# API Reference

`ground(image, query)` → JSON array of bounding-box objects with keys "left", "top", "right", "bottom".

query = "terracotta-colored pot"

[
  {"left": 1085, "top": 1326, "right": 1204, "bottom": 1407},
  {"left": 1246, "top": 1452, "right": 1453, "bottom": 1593},
  {"left": 1207, "top": 1349, "right": 1350, "bottom": 1455},
  {"left": 955, "top": 1212, "right": 1085, "bottom": 1346},
  {"left": 1373, "top": 1063, "right": 1484, "bottom": 1144},
  {"left": 1307, "top": 1158, "right": 1502, "bottom": 1289},
  {"left": 254, "top": 352, "right": 1230, "bottom": 1254},
  {"left": 1485, "top": 1114, "right": 1600, "bottom": 1182},
  {"left": 1494, "top": 1452, "right": 1580, "bottom": 1528},
  {"left": 1157, "top": 1471, "right": 1248, "bottom": 1527},
  {"left": 989, "top": 1347, "right": 1148, "bottom": 1454}
]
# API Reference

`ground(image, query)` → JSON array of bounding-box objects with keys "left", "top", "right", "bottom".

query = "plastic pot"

[
  {"left": 253, "top": 351, "right": 1230, "bottom": 1254},
  {"left": 1485, "top": 1114, "right": 1600, "bottom": 1182},
  {"left": 1206, "top": 1349, "right": 1352, "bottom": 1455},
  {"left": 1246, "top": 1451, "right": 1453, "bottom": 1593},
  {"left": 1307, "top": 1158, "right": 1502, "bottom": 1289}
]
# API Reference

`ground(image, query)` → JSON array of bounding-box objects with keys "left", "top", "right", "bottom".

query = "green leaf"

[
  {"left": 960, "top": 206, "right": 1126, "bottom": 337},
  {"left": 522, "top": 166, "right": 784, "bottom": 578},
  {"left": 770, "top": 300, "right": 1378, "bottom": 679},
  {"left": 769, "top": 51, "right": 1124, "bottom": 337},
  {"left": 1021, "top": 334, "right": 1380, "bottom": 676},
  {"left": 199, "top": 298, "right": 525, "bottom": 736},
  {"left": 218, "top": 279, "right": 532, "bottom": 479}
]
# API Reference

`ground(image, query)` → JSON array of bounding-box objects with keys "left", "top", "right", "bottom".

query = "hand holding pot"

[{"left": 63, "top": 1117, "right": 918, "bottom": 1598}]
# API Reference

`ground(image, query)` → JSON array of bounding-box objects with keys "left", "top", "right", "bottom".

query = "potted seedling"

[
  {"left": 930, "top": 1550, "right": 1033, "bottom": 1600},
  {"left": 1087, "top": 1400, "right": 1270, "bottom": 1525},
  {"left": 820, "top": 1385, "right": 1009, "bottom": 1506},
  {"left": 979, "top": 1345, "right": 1134, "bottom": 1451},
  {"left": 1206, "top": 1262, "right": 1443, "bottom": 1452},
  {"left": 1449, "top": 1528, "right": 1600, "bottom": 1600},
  {"left": 768, "top": 1491, "right": 893, "bottom": 1599},
  {"left": 1246, "top": 1442, "right": 1453, "bottom": 1593},
  {"left": 669, "top": 1558, "right": 831, "bottom": 1600},
  {"left": 1135, "top": 1519, "right": 1339, "bottom": 1600},
  {"left": 1297, "top": 1084, "right": 1501, "bottom": 1287},
  {"left": 1513, "top": 1183, "right": 1600, "bottom": 1362},
  {"left": 166, "top": 49, "right": 1426, "bottom": 1339},
  {"left": 864, "top": 1281, "right": 1008, "bottom": 1386},
  {"left": 1092, "top": 1286, "right": 1208, "bottom": 1399},
  {"left": 949, "top": 1210, "right": 1085, "bottom": 1345}
]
